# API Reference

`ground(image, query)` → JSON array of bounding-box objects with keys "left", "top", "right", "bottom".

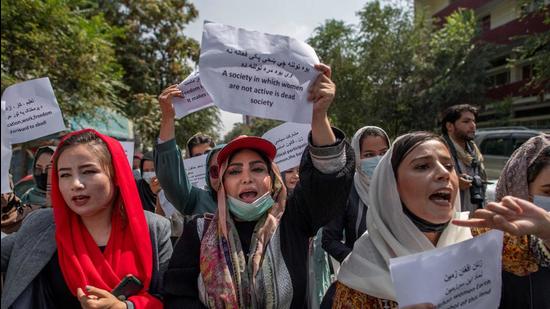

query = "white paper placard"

[
  {"left": 389, "top": 230, "right": 503, "bottom": 309},
  {"left": 262, "top": 122, "right": 310, "bottom": 172},
  {"left": 1, "top": 101, "right": 13, "bottom": 193},
  {"left": 174, "top": 70, "right": 215, "bottom": 119},
  {"left": 199, "top": 21, "right": 320, "bottom": 123},
  {"left": 119, "top": 141, "right": 135, "bottom": 168},
  {"left": 1, "top": 77, "right": 66, "bottom": 144},
  {"left": 158, "top": 190, "right": 179, "bottom": 219},
  {"left": 184, "top": 153, "right": 208, "bottom": 189}
]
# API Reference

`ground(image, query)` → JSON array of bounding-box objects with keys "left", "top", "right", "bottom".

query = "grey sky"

[{"left": 184, "top": 0, "right": 366, "bottom": 138}]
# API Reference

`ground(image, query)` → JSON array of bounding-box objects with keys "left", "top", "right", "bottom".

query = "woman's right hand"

[
  {"left": 158, "top": 84, "right": 181, "bottom": 120},
  {"left": 158, "top": 84, "right": 183, "bottom": 141}
]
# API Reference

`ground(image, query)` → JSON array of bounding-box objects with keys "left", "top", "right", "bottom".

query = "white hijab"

[
  {"left": 337, "top": 134, "right": 472, "bottom": 301},
  {"left": 352, "top": 126, "right": 390, "bottom": 207}
]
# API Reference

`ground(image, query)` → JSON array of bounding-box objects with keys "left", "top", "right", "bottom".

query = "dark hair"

[
  {"left": 187, "top": 133, "right": 215, "bottom": 156},
  {"left": 440, "top": 104, "right": 478, "bottom": 134},
  {"left": 391, "top": 131, "right": 448, "bottom": 177},
  {"left": 527, "top": 147, "right": 550, "bottom": 184},
  {"left": 359, "top": 127, "right": 390, "bottom": 150}
]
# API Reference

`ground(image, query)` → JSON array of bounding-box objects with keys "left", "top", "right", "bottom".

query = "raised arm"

[
  {"left": 285, "top": 64, "right": 355, "bottom": 237},
  {"left": 154, "top": 85, "right": 203, "bottom": 215}
]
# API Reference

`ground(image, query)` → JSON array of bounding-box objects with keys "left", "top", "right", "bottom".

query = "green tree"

[
  {"left": 307, "top": 1, "right": 490, "bottom": 137},
  {"left": 1, "top": 0, "right": 125, "bottom": 118},
  {"left": 95, "top": 0, "right": 220, "bottom": 148},
  {"left": 511, "top": 2, "right": 550, "bottom": 91},
  {"left": 224, "top": 118, "right": 282, "bottom": 143}
]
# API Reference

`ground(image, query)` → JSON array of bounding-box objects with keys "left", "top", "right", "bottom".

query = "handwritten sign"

[
  {"left": 262, "top": 122, "right": 310, "bottom": 172},
  {"left": 389, "top": 230, "right": 503, "bottom": 309},
  {"left": 1, "top": 78, "right": 66, "bottom": 144},
  {"left": 173, "top": 70, "right": 215, "bottom": 119},
  {"left": 119, "top": 141, "right": 135, "bottom": 168},
  {"left": 1, "top": 101, "right": 12, "bottom": 193},
  {"left": 199, "top": 21, "right": 320, "bottom": 123},
  {"left": 184, "top": 153, "right": 208, "bottom": 189}
]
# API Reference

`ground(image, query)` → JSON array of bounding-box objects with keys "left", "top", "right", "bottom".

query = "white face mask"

[
  {"left": 533, "top": 195, "right": 550, "bottom": 211},
  {"left": 142, "top": 171, "right": 156, "bottom": 185}
]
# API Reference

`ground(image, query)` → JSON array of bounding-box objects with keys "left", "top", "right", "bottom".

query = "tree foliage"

[
  {"left": 1, "top": 0, "right": 220, "bottom": 149},
  {"left": 224, "top": 118, "right": 282, "bottom": 143},
  {"left": 1, "top": 0, "right": 125, "bottom": 118},
  {"left": 95, "top": 0, "right": 220, "bottom": 147},
  {"left": 307, "top": 1, "right": 490, "bottom": 138}
]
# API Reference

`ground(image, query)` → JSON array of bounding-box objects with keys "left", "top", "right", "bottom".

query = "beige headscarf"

[
  {"left": 337, "top": 134, "right": 472, "bottom": 301},
  {"left": 496, "top": 134, "right": 550, "bottom": 201},
  {"left": 351, "top": 126, "right": 390, "bottom": 207}
]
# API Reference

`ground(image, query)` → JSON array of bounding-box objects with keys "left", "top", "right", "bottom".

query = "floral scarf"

[{"left": 199, "top": 156, "right": 287, "bottom": 308}]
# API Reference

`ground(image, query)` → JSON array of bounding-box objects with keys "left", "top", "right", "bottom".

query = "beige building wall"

[
  {"left": 415, "top": 0, "right": 450, "bottom": 17},
  {"left": 490, "top": 0, "right": 519, "bottom": 29}
]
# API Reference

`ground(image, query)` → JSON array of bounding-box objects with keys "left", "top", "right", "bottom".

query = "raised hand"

[{"left": 158, "top": 84, "right": 183, "bottom": 141}]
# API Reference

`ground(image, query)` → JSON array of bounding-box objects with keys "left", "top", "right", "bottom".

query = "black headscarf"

[{"left": 136, "top": 151, "right": 156, "bottom": 212}]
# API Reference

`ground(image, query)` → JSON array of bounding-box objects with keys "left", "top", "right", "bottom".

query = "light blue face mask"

[
  {"left": 360, "top": 156, "right": 382, "bottom": 178},
  {"left": 227, "top": 192, "right": 275, "bottom": 221},
  {"left": 533, "top": 195, "right": 550, "bottom": 211}
]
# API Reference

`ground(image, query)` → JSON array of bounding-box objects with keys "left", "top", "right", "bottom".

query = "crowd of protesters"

[{"left": 2, "top": 61, "right": 549, "bottom": 309}]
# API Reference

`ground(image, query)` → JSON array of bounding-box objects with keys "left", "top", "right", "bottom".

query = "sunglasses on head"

[{"left": 209, "top": 165, "right": 219, "bottom": 179}]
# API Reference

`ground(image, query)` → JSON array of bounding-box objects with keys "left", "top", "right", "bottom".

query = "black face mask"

[
  {"left": 402, "top": 204, "right": 450, "bottom": 233},
  {"left": 34, "top": 172, "right": 48, "bottom": 191}
]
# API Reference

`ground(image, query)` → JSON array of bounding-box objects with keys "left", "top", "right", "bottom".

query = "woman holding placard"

[
  {"left": 328, "top": 132, "right": 550, "bottom": 308},
  {"left": 163, "top": 64, "right": 355, "bottom": 308},
  {"left": 154, "top": 86, "right": 224, "bottom": 216}
]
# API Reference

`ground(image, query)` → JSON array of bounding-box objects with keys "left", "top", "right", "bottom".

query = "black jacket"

[
  {"left": 322, "top": 183, "right": 367, "bottom": 263},
  {"left": 163, "top": 130, "right": 354, "bottom": 309}
]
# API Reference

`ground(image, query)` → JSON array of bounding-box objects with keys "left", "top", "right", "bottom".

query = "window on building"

[
  {"left": 486, "top": 71, "right": 511, "bottom": 88},
  {"left": 480, "top": 15, "right": 491, "bottom": 33},
  {"left": 522, "top": 65, "right": 532, "bottom": 80}
]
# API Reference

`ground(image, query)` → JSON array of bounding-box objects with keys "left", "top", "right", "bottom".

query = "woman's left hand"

[
  {"left": 77, "top": 286, "right": 127, "bottom": 309},
  {"left": 452, "top": 196, "right": 550, "bottom": 240}
]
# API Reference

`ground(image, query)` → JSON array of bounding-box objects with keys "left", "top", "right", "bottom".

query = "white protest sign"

[
  {"left": 119, "top": 141, "right": 135, "bottom": 168},
  {"left": 173, "top": 70, "right": 215, "bottom": 119},
  {"left": 158, "top": 190, "right": 179, "bottom": 218},
  {"left": 390, "top": 230, "right": 503, "bottom": 309},
  {"left": 262, "top": 122, "right": 310, "bottom": 172},
  {"left": 199, "top": 21, "right": 320, "bottom": 123},
  {"left": 1, "top": 78, "right": 66, "bottom": 144},
  {"left": 184, "top": 153, "right": 208, "bottom": 189},
  {"left": 1, "top": 101, "right": 13, "bottom": 193}
]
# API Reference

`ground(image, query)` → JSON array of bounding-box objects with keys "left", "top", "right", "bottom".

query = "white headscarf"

[
  {"left": 337, "top": 134, "right": 472, "bottom": 301},
  {"left": 351, "top": 126, "right": 390, "bottom": 207}
]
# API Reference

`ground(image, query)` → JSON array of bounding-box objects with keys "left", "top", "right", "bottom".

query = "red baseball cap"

[{"left": 217, "top": 135, "right": 277, "bottom": 167}]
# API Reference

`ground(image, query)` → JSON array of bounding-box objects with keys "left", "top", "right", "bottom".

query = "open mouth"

[
  {"left": 239, "top": 190, "right": 258, "bottom": 203},
  {"left": 72, "top": 195, "right": 90, "bottom": 206},
  {"left": 429, "top": 190, "right": 452, "bottom": 206}
]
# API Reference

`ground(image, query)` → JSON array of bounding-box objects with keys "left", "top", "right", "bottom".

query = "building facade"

[{"left": 415, "top": 0, "right": 550, "bottom": 128}]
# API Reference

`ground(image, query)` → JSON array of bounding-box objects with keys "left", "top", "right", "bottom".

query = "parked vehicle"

[{"left": 474, "top": 127, "right": 542, "bottom": 179}]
